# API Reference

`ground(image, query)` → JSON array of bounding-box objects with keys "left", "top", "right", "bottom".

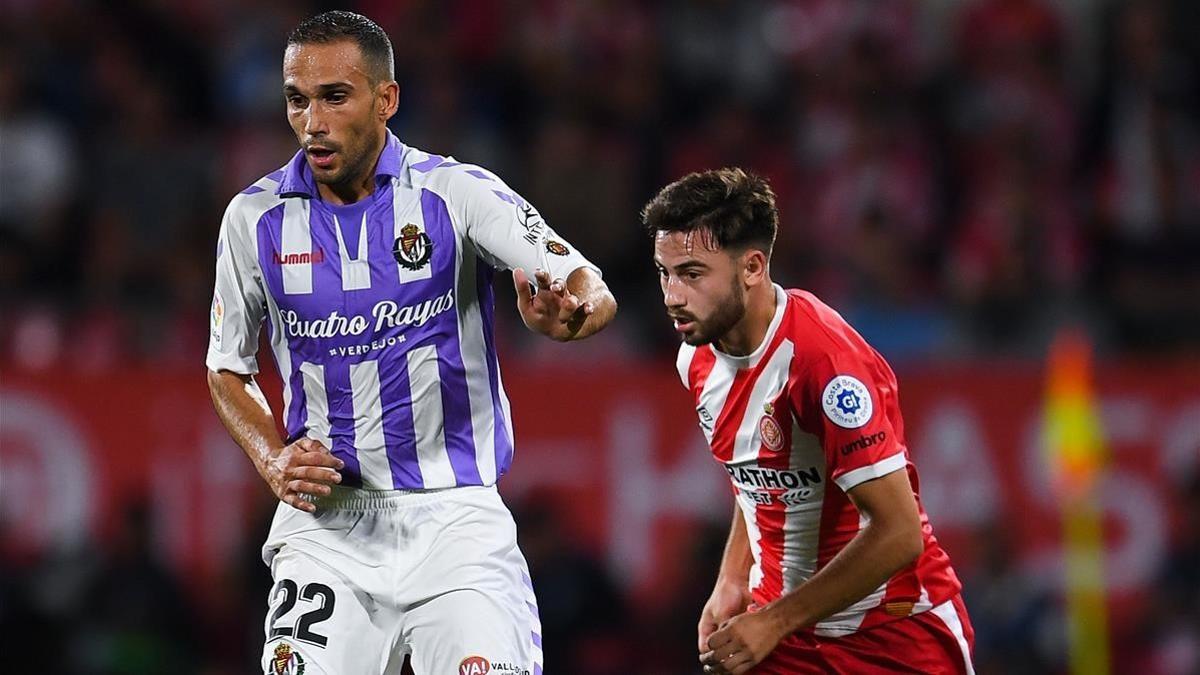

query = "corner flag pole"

[{"left": 1043, "top": 329, "right": 1110, "bottom": 675}]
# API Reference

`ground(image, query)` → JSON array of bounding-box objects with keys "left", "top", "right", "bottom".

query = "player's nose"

[
  {"left": 302, "top": 106, "right": 327, "bottom": 136},
  {"left": 663, "top": 278, "right": 686, "bottom": 308}
]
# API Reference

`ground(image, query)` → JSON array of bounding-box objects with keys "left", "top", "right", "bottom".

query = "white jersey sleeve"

[
  {"left": 441, "top": 165, "right": 599, "bottom": 281},
  {"left": 205, "top": 198, "right": 266, "bottom": 374}
]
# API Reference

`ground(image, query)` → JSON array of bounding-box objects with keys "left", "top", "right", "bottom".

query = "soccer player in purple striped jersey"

[{"left": 205, "top": 11, "right": 616, "bottom": 675}]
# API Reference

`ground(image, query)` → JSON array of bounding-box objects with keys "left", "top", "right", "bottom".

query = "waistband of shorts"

[{"left": 309, "top": 484, "right": 496, "bottom": 510}]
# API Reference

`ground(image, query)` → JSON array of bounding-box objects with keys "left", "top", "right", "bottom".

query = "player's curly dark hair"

[
  {"left": 287, "top": 11, "right": 394, "bottom": 84},
  {"left": 641, "top": 168, "right": 779, "bottom": 257}
]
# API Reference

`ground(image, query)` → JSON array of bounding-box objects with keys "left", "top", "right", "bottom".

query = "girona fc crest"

[
  {"left": 393, "top": 223, "right": 433, "bottom": 271},
  {"left": 759, "top": 414, "right": 785, "bottom": 451},
  {"left": 269, "top": 642, "right": 306, "bottom": 675}
]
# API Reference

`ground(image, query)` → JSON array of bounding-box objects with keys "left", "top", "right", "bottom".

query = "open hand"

[
  {"left": 262, "top": 437, "right": 344, "bottom": 513},
  {"left": 513, "top": 267, "right": 594, "bottom": 341}
]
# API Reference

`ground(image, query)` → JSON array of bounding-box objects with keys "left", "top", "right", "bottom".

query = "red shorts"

[{"left": 752, "top": 595, "right": 975, "bottom": 674}]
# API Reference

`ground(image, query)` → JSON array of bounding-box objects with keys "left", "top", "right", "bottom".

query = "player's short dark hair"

[
  {"left": 641, "top": 168, "right": 778, "bottom": 257},
  {"left": 287, "top": 11, "right": 395, "bottom": 84}
]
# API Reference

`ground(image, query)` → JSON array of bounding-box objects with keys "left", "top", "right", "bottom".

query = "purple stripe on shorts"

[
  {"left": 476, "top": 260, "right": 514, "bottom": 477},
  {"left": 420, "top": 189, "right": 481, "bottom": 485}
]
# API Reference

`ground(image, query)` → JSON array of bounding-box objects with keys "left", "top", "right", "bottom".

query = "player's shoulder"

[
  {"left": 225, "top": 164, "right": 290, "bottom": 225},
  {"left": 781, "top": 288, "right": 877, "bottom": 367},
  {"left": 404, "top": 146, "right": 520, "bottom": 207}
]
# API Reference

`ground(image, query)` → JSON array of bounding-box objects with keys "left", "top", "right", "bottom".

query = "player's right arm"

[
  {"left": 204, "top": 198, "right": 342, "bottom": 513},
  {"left": 698, "top": 505, "right": 754, "bottom": 652},
  {"left": 206, "top": 370, "right": 343, "bottom": 513}
]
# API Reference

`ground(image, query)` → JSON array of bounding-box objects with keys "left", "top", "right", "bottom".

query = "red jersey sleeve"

[{"left": 792, "top": 350, "right": 906, "bottom": 493}]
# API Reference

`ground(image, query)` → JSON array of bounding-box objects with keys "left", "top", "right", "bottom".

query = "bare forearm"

[
  {"left": 718, "top": 506, "right": 754, "bottom": 584},
  {"left": 206, "top": 368, "right": 285, "bottom": 477},
  {"left": 761, "top": 520, "right": 920, "bottom": 634},
  {"left": 564, "top": 267, "right": 617, "bottom": 340}
]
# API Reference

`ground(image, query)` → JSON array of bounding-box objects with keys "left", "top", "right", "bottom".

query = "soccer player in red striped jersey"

[{"left": 644, "top": 169, "right": 974, "bottom": 674}]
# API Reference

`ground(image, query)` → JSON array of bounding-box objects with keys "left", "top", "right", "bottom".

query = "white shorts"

[{"left": 259, "top": 485, "right": 542, "bottom": 675}]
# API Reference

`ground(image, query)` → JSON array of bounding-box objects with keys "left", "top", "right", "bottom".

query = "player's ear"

[
  {"left": 378, "top": 80, "right": 400, "bottom": 120},
  {"left": 743, "top": 249, "right": 767, "bottom": 286}
]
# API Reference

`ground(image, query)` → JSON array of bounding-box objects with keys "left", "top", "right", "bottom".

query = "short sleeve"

[
  {"left": 205, "top": 200, "right": 266, "bottom": 374},
  {"left": 792, "top": 351, "right": 905, "bottom": 493},
  {"left": 445, "top": 167, "right": 599, "bottom": 281}
]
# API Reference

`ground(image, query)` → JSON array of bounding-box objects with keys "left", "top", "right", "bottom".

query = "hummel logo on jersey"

[
  {"left": 697, "top": 406, "right": 715, "bottom": 432},
  {"left": 272, "top": 249, "right": 325, "bottom": 265}
]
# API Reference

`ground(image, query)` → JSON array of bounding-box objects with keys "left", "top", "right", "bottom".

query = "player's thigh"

[
  {"left": 262, "top": 548, "right": 394, "bottom": 675},
  {"left": 404, "top": 588, "right": 539, "bottom": 675}
]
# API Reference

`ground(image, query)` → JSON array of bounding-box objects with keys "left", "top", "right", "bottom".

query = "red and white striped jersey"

[{"left": 677, "top": 285, "right": 962, "bottom": 637}]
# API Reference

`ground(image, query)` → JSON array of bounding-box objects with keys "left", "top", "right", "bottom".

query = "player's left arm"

[
  {"left": 702, "top": 349, "right": 920, "bottom": 674},
  {"left": 443, "top": 165, "right": 617, "bottom": 341},
  {"left": 700, "top": 472, "right": 922, "bottom": 675},
  {"left": 512, "top": 265, "right": 616, "bottom": 341}
]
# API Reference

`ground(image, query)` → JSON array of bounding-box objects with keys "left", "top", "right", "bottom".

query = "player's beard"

[
  {"left": 310, "top": 123, "right": 381, "bottom": 188},
  {"left": 683, "top": 275, "right": 746, "bottom": 347}
]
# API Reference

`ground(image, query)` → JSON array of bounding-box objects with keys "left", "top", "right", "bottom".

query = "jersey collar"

[
  {"left": 277, "top": 130, "right": 409, "bottom": 198},
  {"left": 711, "top": 284, "right": 788, "bottom": 370}
]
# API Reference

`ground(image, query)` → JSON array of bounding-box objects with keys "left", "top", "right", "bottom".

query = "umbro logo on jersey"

[
  {"left": 272, "top": 249, "right": 325, "bottom": 265},
  {"left": 697, "top": 406, "right": 715, "bottom": 432},
  {"left": 841, "top": 430, "right": 887, "bottom": 456}
]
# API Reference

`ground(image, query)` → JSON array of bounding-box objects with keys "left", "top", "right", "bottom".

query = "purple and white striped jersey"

[{"left": 206, "top": 132, "right": 598, "bottom": 490}]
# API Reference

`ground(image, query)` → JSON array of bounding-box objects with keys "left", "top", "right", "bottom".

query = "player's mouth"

[
  {"left": 306, "top": 147, "right": 338, "bottom": 170},
  {"left": 671, "top": 315, "right": 697, "bottom": 332}
]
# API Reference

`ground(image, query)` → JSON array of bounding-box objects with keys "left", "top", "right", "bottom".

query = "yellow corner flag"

[{"left": 1043, "top": 329, "right": 1110, "bottom": 675}]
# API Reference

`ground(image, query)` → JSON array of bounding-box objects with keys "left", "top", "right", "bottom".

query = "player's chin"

[
  {"left": 681, "top": 329, "right": 712, "bottom": 347},
  {"left": 308, "top": 162, "right": 342, "bottom": 183}
]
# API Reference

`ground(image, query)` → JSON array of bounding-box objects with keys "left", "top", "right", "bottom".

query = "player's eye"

[
  {"left": 287, "top": 95, "right": 307, "bottom": 108},
  {"left": 327, "top": 92, "right": 348, "bottom": 103}
]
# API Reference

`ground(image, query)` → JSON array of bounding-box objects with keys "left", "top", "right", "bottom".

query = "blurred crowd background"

[{"left": 1, "top": 0, "right": 1198, "bottom": 674}]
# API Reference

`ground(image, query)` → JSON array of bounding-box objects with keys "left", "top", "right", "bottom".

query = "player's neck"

[
  {"left": 317, "top": 135, "right": 386, "bottom": 205},
  {"left": 716, "top": 282, "right": 777, "bottom": 357}
]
